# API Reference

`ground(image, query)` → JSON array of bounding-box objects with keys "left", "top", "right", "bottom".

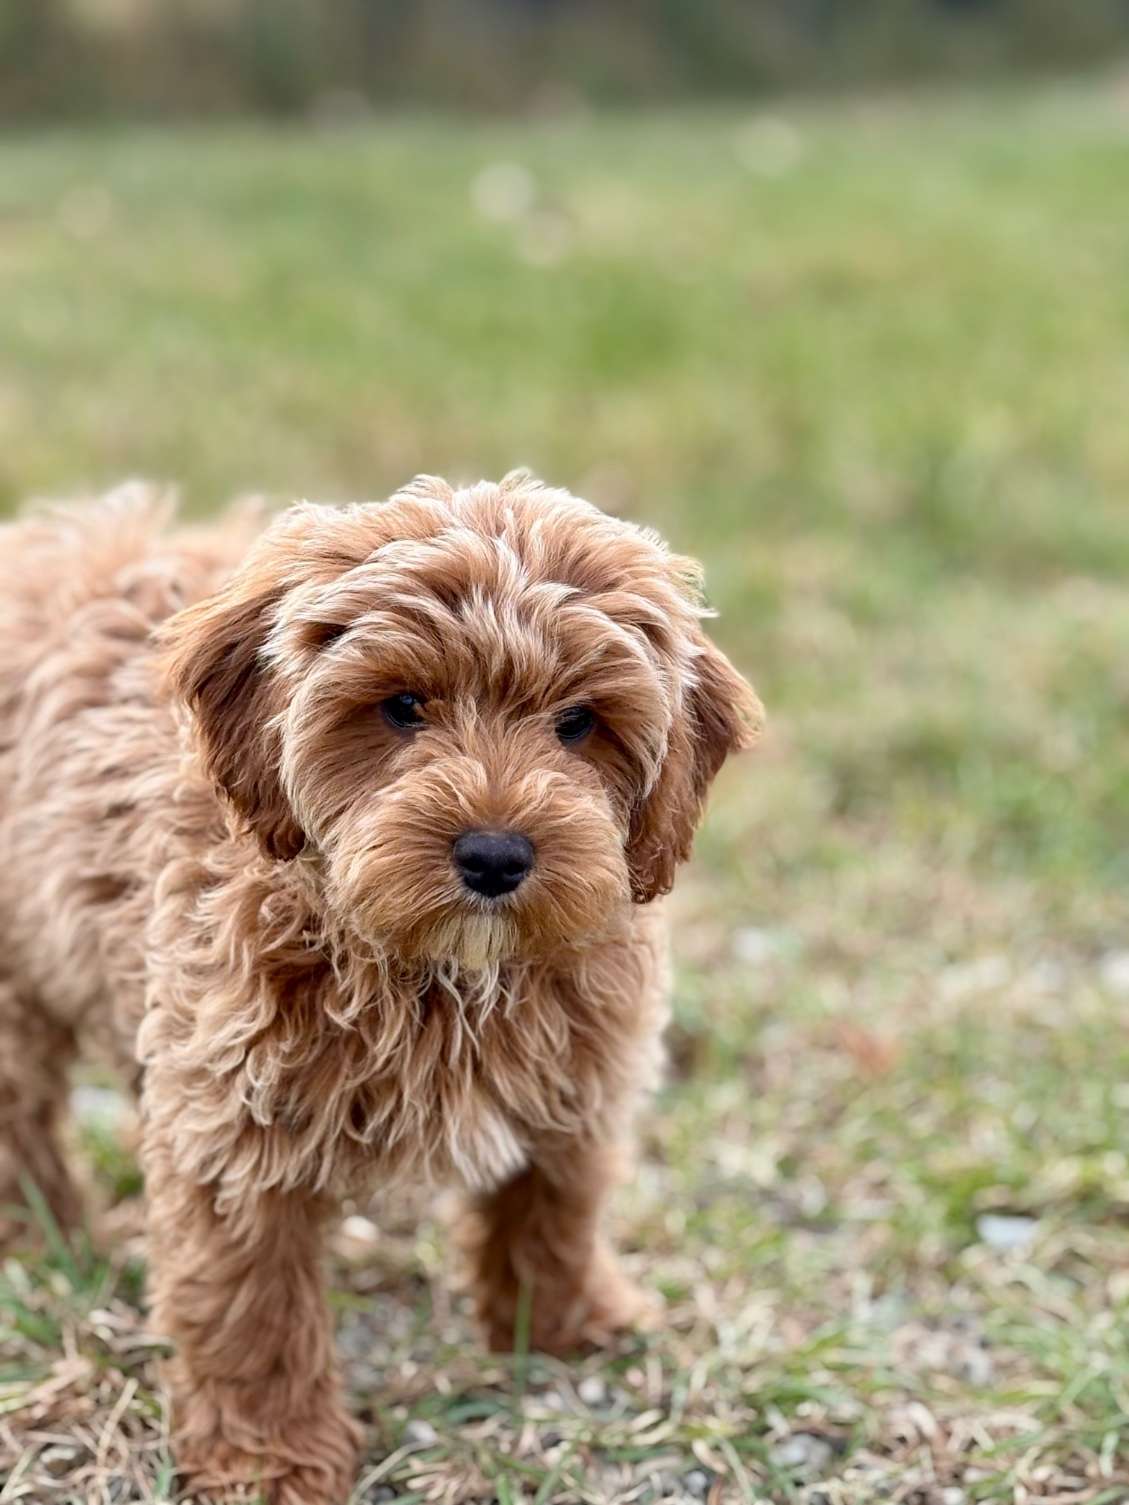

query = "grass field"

[{"left": 2, "top": 80, "right": 1129, "bottom": 1505}]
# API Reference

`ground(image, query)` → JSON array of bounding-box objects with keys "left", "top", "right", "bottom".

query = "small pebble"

[
  {"left": 403, "top": 1418, "right": 438, "bottom": 1446},
  {"left": 768, "top": 1433, "right": 834, "bottom": 1476},
  {"left": 577, "top": 1375, "right": 606, "bottom": 1406},
  {"left": 339, "top": 1213, "right": 380, "bottom": 1244},
  {"left": 976, "top": 1213, "right": 1038, "bottom": 1252},
  {"left": 684, "top": 1469, "right": 712, "bottom": 1498}
]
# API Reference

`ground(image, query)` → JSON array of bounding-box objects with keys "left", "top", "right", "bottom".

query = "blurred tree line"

[{"left": 1, "top": 0, "right": 1127, "bottom": 119}]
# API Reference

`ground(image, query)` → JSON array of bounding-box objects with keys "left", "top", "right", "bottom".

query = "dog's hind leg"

[{"left": 0, "top": 982, "right": 81, "bottom": 1246}]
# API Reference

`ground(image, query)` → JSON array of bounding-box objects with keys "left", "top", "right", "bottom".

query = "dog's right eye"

[
  {"left": 381, "top": 693, "right": 426, "bottom": 731},
  {"left": 555, "top": 705, "right": 596, "bottom": 744}
]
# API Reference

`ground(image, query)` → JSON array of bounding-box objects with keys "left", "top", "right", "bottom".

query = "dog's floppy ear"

[
  {"left": 161, "top": 504, "right": 360, "bottom": 861},
  {"left": 162, "top": 554, "right": 304, "bottom": 861},
  {"left": 627, "top": 633, "right": 762, "bottom": 904}
]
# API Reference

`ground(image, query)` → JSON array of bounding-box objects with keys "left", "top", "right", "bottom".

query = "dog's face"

[{"left": 165, "top": 475, "right": 761, "bottom": 967}]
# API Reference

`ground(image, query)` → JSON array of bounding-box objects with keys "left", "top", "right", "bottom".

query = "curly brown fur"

[{"left": 0, "top": 472, "right": 760, "bottom": 1503}]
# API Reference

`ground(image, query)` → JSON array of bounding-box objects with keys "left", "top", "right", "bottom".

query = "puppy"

[{"left": 0, "top": 472, "right": 760, "bottom": 1503}]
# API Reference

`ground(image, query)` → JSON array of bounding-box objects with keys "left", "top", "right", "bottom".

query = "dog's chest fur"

[{"left": 137, "top": 857, "right": 667, "bottom": 1209}]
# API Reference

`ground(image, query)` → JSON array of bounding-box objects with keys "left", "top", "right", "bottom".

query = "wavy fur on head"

[{"left": 0, "top": 472, "right": 760, "bottom": 1504}]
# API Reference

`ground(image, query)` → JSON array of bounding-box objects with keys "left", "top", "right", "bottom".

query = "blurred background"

[
  {"left": 3, "top": 5, "right": 1129, "bottom": 1504},
  {"left": 5, "top": 0, "right": 1129, "bottom": 116}
]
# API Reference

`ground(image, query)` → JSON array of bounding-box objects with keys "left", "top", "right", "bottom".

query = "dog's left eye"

[
  {"left": 555, "top": 705, "right": 596, "bottom": 744},
  {"left": 381, "top": 693, "right": 426, "bottom": 731}
]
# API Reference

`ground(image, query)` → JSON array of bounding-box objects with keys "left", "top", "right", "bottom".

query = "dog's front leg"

[
  {"left": 143, "top": 1127, "right": 360, "bottom": 1505},
  {"left": 463, "top": 1137, "right": 651, "bottom": 1356}
]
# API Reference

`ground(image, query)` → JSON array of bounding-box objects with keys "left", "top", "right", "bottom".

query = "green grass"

[{"left": 3, "top": 80, "right": 1129, "bottom": 1503}]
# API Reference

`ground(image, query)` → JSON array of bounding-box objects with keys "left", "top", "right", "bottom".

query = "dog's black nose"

[{"left": 453, "top": 830, "right": 534, "bottom": 898}]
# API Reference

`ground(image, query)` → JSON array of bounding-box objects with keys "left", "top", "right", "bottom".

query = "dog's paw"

[
  {"left": 178, "top": 1411, "right": 362, "bottom": 1505},
  {"left": 562, "top": 1266, "right": 661, "bottom": 1352},
  {"left": 182, "top": 1456, "right": 352, "bottom": 1505},
  {"left": 483, "top": 1252, "right": 660, "bottom": 1356}
]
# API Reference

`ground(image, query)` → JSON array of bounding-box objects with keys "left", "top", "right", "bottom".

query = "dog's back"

[
  {"left": 0, "top": 484, "right": 251, "bottom": 721},
  {"left": 0, "top": 485, "right": 223, "bottom": 750},
  {"left": 0, "top": 486, "right": 250, "bottom": 1054}
]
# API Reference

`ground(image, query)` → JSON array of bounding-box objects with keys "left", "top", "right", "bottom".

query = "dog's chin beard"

[
  {"left": 338, "top": 888, "right": 625, "bottom": 975},
  {"left": 422, "top": 905, "right": 521, "bottom": 970}
]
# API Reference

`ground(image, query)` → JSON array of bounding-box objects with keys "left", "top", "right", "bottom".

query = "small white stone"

[
  {"left": 403, "top": 1418, "right": 438, "bottom": 1446},
  {"left": 976, "top": 1213, "right": 1038, "bottom": 1252},
  {"left": 768, "top": 1433, "right": 834, "bottom": 1475},
  {"left": 339, "top": 1214, "right": 380, "bottom": 1245},
  {"left": 577, "top": 1375, "right": 606, "bottom": 1406}
]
